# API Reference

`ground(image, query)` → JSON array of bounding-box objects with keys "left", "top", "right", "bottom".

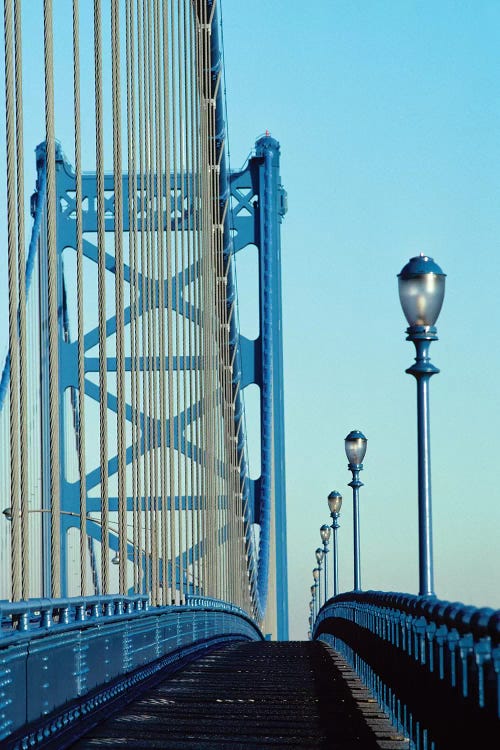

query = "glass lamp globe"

[
  {"left": 398, "top": 254, "right": 446, "bottom": 327},
  {"left": 310, "top": 584, "right": 316, "bottom": 596},
  {"left": 320, "top": 524, "right": 331, "bottom": 543},
  {"left": 315, "top": 548, "right": 324, "bottom": 564},
  {"left": 312, "top": 567, "right": 320, "bottom": 581},
  {"left": 345, "top": 430, "right": 367, "bottom": 465},
  {"left": 327, "top": 491, "right": 342, "bottom": 514}
]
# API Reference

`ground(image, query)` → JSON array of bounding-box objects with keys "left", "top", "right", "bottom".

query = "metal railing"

[
  {"left": 314, "top": 590, "right": 500, "bottom": 749},
  {"left": 1, "top": 594, "right": 263, "bottom": 750}
]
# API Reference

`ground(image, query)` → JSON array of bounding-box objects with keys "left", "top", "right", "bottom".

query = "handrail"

[
  {"left": 0, "top": 595, "right": 263, "bottom": 748},
  {"left": 317, "top": 590, "right": 500, "bottom": 642},
  {"left": 314, "top": 591, "right": 500, "bottom": 748},
  {"left": 0, "top": 594, "right": 263, "bottom": 645}
]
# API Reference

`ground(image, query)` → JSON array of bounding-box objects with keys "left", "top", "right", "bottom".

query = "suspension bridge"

[{"left": 0, "top": 2, "right": 499, "bottom": 748}]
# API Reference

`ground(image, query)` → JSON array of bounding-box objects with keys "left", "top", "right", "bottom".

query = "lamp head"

[
  {"left": 327, "top": 491, "right": 342, "bottom": 515},
  {"left": 345, "top": 430, "right": 367, "bottom": 466},
  {"left": 315, "top": 547, "right": 324, "bottom": 564},
  {"left": 312, "top": 567, "right": 320, "bottom": 581},
  {"left": 320, "top": 524, "right": 331, "bottom": 543},
  {"left": 398, "top": 253, "right": 446, "bottom": 328}
]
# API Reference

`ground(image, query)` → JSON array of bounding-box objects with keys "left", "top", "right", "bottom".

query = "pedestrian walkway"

[{"left": 71, "top": 641, "right": 410, "bottom": 749}]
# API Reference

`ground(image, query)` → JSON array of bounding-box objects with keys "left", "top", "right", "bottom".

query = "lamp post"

[
  {"left": 398, "top": 253, "right": 446, "bottom": 597},
  {"left": 345, "top": 431, "right": 367, "bottom": 591},
  {"left": 310, "top": 584, "right": 317, "bottom": 619},
  {"left": 327, "top": 491, "right": 342, "bottom": 596},
  {"left": 315, "top": 549, "right": 324, "bottom": 608},
  {"left": 320, "top": 524, "right": 331, "bottom": 601},
  {"left": 312, "top": 567, "right": 320, "bottom": 617}
]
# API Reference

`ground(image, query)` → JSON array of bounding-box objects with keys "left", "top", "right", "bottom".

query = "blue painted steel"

[
  {"left": 313, "top": 591, "right": 500, "bottom": 747},
  {"left": 229, "top": 136, "right": 288, "bottom": 639},
  {"left": 347, "top": 464, "right": 363, "bottom": 592},
  {"left": 322, "top": 542, "right": 329, "bottom": 603},
  {"left": 405, "top": 326, "right": 440, "bottom": 597},
  {"left": 29, "top": 135, "right": 237, "bottom": 597},
  {"left": 330, "top": 512, "right": 340, "bottom": 597},
  {"left": 0, "top": 595, "right": 263, "bottom": 747}
]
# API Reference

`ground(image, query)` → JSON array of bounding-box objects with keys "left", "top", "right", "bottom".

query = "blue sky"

[{"left": 221, "top": 0, "right": 500, "bottom": 638}]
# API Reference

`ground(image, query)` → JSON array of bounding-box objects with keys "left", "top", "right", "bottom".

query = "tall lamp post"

[
  {"left": 320, "top": 524, "right": 331, "bottom": 601},
  {"left": 398, "top": 254, "right": 446, "bottom": 597},
  {"left": 312, "top": 567, "right": 320, "bottom": 618},
  {"left": 310, "top": 583, "right": 316, "bottom": 619},
  {"left": 315, "top": 549, "right": 324, "bottom": 607},
  {"left": 327, "top": 491, "right": 342, "bottom": 597},
  {"left": 345, "top": 431, "right": 367, "bottom": 592}
]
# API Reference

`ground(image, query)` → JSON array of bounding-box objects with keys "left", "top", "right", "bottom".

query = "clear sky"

[{"left": 221, "top": 0, "right": 500, "bottom": 639}]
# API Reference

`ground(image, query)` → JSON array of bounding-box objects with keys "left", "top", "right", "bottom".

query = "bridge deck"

[{"left": 71, "top": 641, "right": 409, "bottom": 749}]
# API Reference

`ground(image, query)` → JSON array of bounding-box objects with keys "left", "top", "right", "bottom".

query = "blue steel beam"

[{"left": 228, "top": 138, "right": 289, "bottom": 639}]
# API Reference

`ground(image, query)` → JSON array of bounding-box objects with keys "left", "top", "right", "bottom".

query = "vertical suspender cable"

[
  {"left": 206, "top": 2, "right": 219, "bottom": 600},
  {"left": 14, "top": 0, "right": 29, "bottom": 599},
  {"left": 93, "top": 0, "right": 109, "bottom": 594},
  {"left": 137, "top": 0, "right": 150, "bottom": 596},
  {"left": 4, "top": 0, "right": 21, "bottom": 602},
  {"left": 188, "top": 5, "right": 198, "bottom": 594},
  {"left": 201, "top": 7, "right": 214, "bottom": 597},
  {"left": 145, "top": 0, "right": 158, "bottom": 605},
  {"left": 132, "top": 0, "right": 143, "bottom": 596},
  {"left": 72, "top": 0, "right": 87, "bottom": 596},
  {"left": 129, "top": 0, "right": 142, "bottom": 593},
  {"left": 43, "top": 0, "right": 61, "bottom": 598},
  {"left": 126, "top": 0, "right": 140, "bottom": 593},
  {"left": 147, "top": 0, "right": 159, "bottom": 606},
  {"left": 154, "top": 0, "right": 168, "bottom": 606},
  {"left": 171, "top": 0, "right": 183, "bottom": 603},
  {"left": 203, "top": 0, "right": 219, "bottom": 600},
  {"left": 111, "top": 0, "right": 127, "bottom": 595},
  {"left": 178, "top": 0, "right": 189, "bottom": 602},
  {"left": 193, "top": 10, "right": 205, "bottom": 595},
  {"left": 164, "top": 0, "right": 176, "bottom": 604},
  {"left": 185, "top": 0, "right": 195, "bottom": 597}
]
